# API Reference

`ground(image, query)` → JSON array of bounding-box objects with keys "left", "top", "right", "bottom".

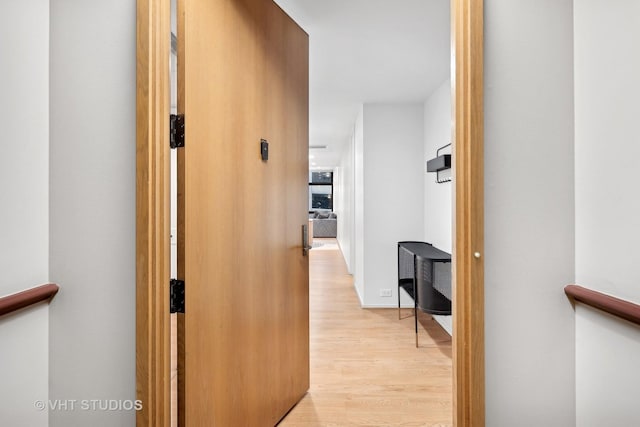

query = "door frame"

[
  {"left": 136, "top": 0, "right": 171, "bottom": 425},
  {"left": 135, "top": 0, "right": 484, "bottom": 425},
  {"left": 451, "top": 1, "right": 484, "bottom": 426}
]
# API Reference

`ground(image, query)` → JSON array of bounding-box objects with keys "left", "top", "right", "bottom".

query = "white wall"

[
  {"left": 423, "top": 79, "right": 452, "bottom": 334},
  {"left": 354, "top": 106, "right": 365, "bottom": 302},
  {"left": 575, "top": 305, "right": 640, "bottom": 426},
  {"left": 362, "top": 104, "right": 424, "bottom": 307},
  {"left": 339, "top": 104, "right": 425, "bottom": 307},
  {"left": 0, "top": 306, "right": 50, "bottom": 426},
  {"left": 574, "top": 0, "right": 640, "bottom": 308},
  {"left": 423, "top": 79, "right": 452, "bottom": 253},
  {"left": 1, "top": 0, "right": 50, "bottom": 297},
  {"left": 49, "top": 1, "right": 137, "bottom": 425},
  {"left": 484, "top": 1, "right": 576, "bottom": 425},
  {"left": 335, "top": 137, "right": 355, "bottom": 273},
  {"left": 0, "top": 0, "right": 50, "bottom": 425},
  {"left": 574, "top": 1, "right": 640, "bottom": 425}
]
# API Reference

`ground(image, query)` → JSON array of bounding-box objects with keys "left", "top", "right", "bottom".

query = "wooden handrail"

[
  {"left": 565, "top": 284, "right": 640, "bottom": 326},
  {"left": 0, "top": 284, "right": 59, "bottom": 317}
]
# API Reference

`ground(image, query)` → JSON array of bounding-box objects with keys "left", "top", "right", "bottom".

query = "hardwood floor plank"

[{"left": 280, "top": 239, "right": 452, "bottom": 426}]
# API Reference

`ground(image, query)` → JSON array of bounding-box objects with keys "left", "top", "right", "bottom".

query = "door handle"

[{"left": 302, "top": 224, "right": 312, "bottom": 256}]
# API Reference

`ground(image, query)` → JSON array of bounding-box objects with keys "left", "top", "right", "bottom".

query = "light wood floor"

[
  {"left": 171, "top": 238, "right": 452, "bottom": 426},
  {"left": 279, "top": 239, "right": 452, "bottom": 426}
]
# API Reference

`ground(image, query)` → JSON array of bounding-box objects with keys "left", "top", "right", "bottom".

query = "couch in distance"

[{"left": 309, "top": 211, "right": 337, "bottom": 238}]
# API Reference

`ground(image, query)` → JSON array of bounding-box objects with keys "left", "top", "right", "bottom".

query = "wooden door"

[{"left": 176, "top": 0, "right": 309, "bottom": 425}]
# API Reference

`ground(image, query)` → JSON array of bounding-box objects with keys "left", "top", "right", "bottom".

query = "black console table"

[{"left": 397, "top": 241, "right": 452, "bottom": 347}]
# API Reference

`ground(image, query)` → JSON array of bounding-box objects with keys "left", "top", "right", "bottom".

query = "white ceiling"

[{"left": 274, "top": 0, "right": 450, "bottom": 169}]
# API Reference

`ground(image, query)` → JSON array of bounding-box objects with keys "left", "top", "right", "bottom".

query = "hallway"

[{"left": 280, "top": 239, "right": 452, "bottom": 426}]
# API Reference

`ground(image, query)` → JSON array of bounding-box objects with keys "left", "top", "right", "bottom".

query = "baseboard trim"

[{"left": 433, "top": 314, "right": 453, "bottom": 336}]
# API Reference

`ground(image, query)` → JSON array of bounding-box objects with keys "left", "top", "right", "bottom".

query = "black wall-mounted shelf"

[
  {"left": 426, "top": 154, "right": 451, "bottom": 172},
  {"left": 426, "top": 143, "right": 452, "bottom": 183}
]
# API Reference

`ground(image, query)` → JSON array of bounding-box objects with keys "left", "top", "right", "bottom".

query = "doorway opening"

[
  {"left": 137, "top": 0, "right": 483, "bottom": 426},
  {"left": 281, "top": 1, "right": 455, "bottom": 423}
]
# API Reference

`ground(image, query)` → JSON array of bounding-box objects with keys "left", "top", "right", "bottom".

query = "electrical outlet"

[{"left": 379, "top": 289, "right": 392, "bottom": 297}]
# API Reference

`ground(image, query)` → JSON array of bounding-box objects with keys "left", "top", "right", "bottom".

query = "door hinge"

[
  {"left": 170, "top": 114, "right": 185, "bottom": 148},
  {"left": 170, "top": 279, "right": 185, "bottom": 313}
]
